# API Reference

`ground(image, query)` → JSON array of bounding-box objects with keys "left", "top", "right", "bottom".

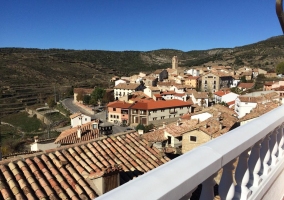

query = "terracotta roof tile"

[
  {"left": 239, "top": 102, "right": 278, "bottom": 122},
  {"left": 0, "top": 131, "right": 169, "bottom": 199},
  {"left": 114, "top": 83, "right": 140, "bottom": 90},
  {"left": 55, "top": 120, "right": 100, "bottom": 144}
]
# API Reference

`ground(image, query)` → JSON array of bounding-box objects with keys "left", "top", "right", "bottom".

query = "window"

[
  {"left": 190, "top": 136, "right": 197, "bottom": 142},
  {"left": 113, "top": 108, "right": 116, "bottom": 111},
  {"left": 110, "top": 115, "right": 113, "bottom": 118},
  {"left": 161, "top": 116, "right": 165, "bottom": 119},
  {"left": 161, "top": 109, "right": 165, "bottom": 112},
  {"left": 85, "top": 118, "right": 87, "bottom": 121},
  {"left": 153, "top": 117, "right": 157, "bottom": 120}
]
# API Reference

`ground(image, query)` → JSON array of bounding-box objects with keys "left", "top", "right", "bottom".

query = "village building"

[
  {"left": 55, "top": 120, "right": 101, "bottom": 145},
  {"left": 114, "top": 83, "right": 145, "bottom": 100},
  {"left": 129, "top": 99, "right": 192, "bottom": 126},
  {"left": 152, "top": 69, "right": 168, "bottom": 82},
  {"left": 200, "top": 72, "right": 233, "bottom": 93},
  {"left": 237, "top": 82, "right": 255, "bottom": 91},
  {"left": 107, "top": 101, "right": 133, "bottom": 125},
  {"left": 214, "top": 90, "right": 239, "bottom": 104},
  {"left": 230, "top": 75, "right": 241, "bottom": 88},
  {"left": 252, "top": 68, "right": 267, "bottom": 78},
  {"left": 184, "top": 76, "right": 199, "bottom": 89},
  {"left": 182, "top": 113, "right": 237, "bottom": 153},
  {"left": 185, "top": 68, "right": 200, "bottom": 77},
  {"left": 70, "top": 112, "right": 92, "bottom": 127},
  {"left": 142, "top": 119, "right": 199, "bottom": 153},
  {"left": 73, "top": 88, "right": 94, "bottom": 103},
  {"left": 114, "top": 78, "right": 129, "bottom": 86},
  {"left": 169, "top": 84, "right": 186, "bottom": 93},
  {"left": 238, "top": 102, "right": 279, "bottom": 126},
  {"left": 143, "top": 76, "right": 158, "bottom": 87},
  {"left": 186, "top": 89, "right": 209, "bottom": 107},
  {"left": 235, "top": 91, "right": 279, "bottom": 118},
  {"left": 143, "top": 86, "right": 160, "bottom": 98}
]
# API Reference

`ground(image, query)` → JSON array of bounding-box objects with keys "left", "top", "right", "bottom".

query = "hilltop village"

[{"left": 0, "top": 56, "right": 283, "bottom": 199}]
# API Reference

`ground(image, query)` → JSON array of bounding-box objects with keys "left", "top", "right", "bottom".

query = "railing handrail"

[{"left": 96, "top": 105, "right": 284, "bottom": 200}]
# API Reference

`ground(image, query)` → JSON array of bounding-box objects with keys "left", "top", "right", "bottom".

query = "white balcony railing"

[{"left": 96, "top": 105, "right": 284, "bottom": 200}]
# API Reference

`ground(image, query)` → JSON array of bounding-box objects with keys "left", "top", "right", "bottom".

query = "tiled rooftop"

[
  {"left": 114, "top": 83, "right": 140, "bottom": 90},
  {"left": 107, "top": 101, "right": 133, "bottom": 109},
  {"left": 0, "top": 132, "right": 170, "bottom": 200},
  {"left": 55, "top": 121, "right": 100, "bottom": 144},
  {"left": 239, "top": 102, "right": 279, "bottom": 122}
]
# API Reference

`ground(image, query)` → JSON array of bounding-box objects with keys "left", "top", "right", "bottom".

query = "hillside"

[{"left": 1, "top": 35, "right": 284, "bottom": 113}]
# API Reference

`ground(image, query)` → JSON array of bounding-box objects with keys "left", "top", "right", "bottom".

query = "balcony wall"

[{"left": 96, "top": 105, "right": 284, "bottom": 200}]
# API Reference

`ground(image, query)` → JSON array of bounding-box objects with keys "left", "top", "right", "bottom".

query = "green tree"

[
  {"left": 136, "top": 123, "right": 145, "bottom": 132},
  {"left": 90, "top": 87, "right": 105, "bottom": 105},
  {"left": 145, "top": 124, "right": 154, "bottom": 133},
  {"left": 83, "top": 95, "right": 91, "bottom": 105},
  {"left": 240, "top": 76, "right": 247, "bottom": 83},
  {"left": 276, "top": 62, "right": 284, "bottom": 74}
]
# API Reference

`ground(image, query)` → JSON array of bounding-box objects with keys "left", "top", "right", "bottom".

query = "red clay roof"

[
  {"left": 55, "top": 120, "right": 100, "bottom": 144},
  {"left": 131, "top": 99, "right": 192, "bottom": 110},
  {"left": 107, "top": 101, "right": 133, "bottom": 109},
  {"left": 0, "top": 132, "right": 170, "bottom": 200},
  {"left": 214, "top": 91, "right": 230, "bottom": 97}
]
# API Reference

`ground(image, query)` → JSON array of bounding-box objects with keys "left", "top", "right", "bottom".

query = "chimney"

[
  {"left": 87, "top": 166, "right": 121, "bottom": 195},
  {"left": 162, "top": 122, "right": 166, "bottom": 128},
  {"left": 77, "top": 126, "right": 82, "bottom": 139},
  {"left": 138, "top": 129, "right": 144, "bottom": 135}
]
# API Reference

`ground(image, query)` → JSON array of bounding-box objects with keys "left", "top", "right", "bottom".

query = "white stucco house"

[
  {"left": 214, "top": 91, "right": 239, "bottom": 104},
  {"left": 70, "top": 113, "right": 92, "bottom": 128}
]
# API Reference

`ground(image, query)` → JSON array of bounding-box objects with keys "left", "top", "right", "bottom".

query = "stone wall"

[{"left": 182, "top": 130, "right": 211, "bottom": 153}]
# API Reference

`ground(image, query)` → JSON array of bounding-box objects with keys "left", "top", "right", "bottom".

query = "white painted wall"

[
  {"left": 115, "top": 79, "right": 127, "bottom": 86},
  {"left": 221, "top": 92, "right": 239, "bottom": 103},
  {"left": 71, "top": 114, "right": 91, "bottom": 127},
  {"left": 191, "top": 112, "right": 212, "bottom": 122},
  {"left": 234, "top": 97, "right": 257, "bottom": 118}
]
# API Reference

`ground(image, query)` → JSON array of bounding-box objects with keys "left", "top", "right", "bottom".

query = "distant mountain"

[{"left": 1, "top": 35, "right": 284, "bottom": 88}]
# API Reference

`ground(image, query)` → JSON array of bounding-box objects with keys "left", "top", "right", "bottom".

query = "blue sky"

[{"left": 0, "top": 0, "right": 282, "bottom": 51}]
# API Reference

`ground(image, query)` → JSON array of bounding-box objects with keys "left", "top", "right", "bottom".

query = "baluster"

[
  {"left": 247, "top": 141, "right": 262, "bottom": 188},
  {"left": 219, "top": 159, "right": 236, "bottom": 200},
  {"left": 269, "top": 128, "right": 279, "bottom": 166},
  {"left": 234, "top": 149, "right": 252, "bottom": 200},
  {"left": 200, "top": 172, "right": 217, "bottom": 200},
  {"left": 259, "top": 134, "right": 271, "bottom": 176},
  {"left": 278, "top": 124, "right": 284, "bottom": 157}
]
